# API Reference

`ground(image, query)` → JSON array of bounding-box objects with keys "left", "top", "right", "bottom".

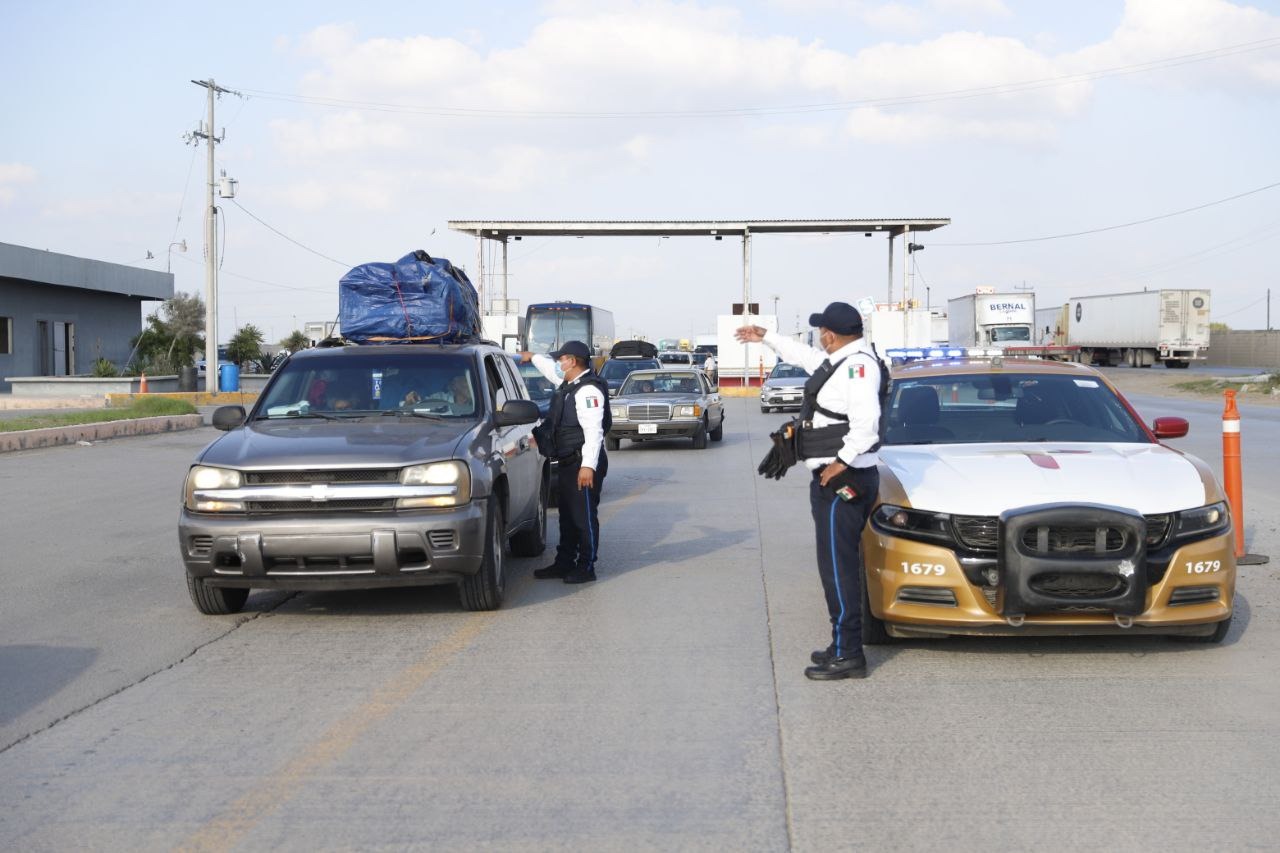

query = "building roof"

[
  {"left": 0, "top": 241, "right": 173, "bottom": 301},
  {"left": 449, "top": 218, "right": 950, "bottom": 239}
]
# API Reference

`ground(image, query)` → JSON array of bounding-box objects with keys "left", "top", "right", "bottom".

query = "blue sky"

[{"left": 3, "top": 0, "right": 1279, "bottom": 343}]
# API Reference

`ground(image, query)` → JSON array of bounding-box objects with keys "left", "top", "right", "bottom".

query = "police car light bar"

[{"left": 885, "top": 347, "right": 998, "bottom": 363}]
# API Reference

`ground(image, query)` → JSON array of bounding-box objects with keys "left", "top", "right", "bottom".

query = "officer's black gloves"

[{"left": 758, "top": 421, "right": 799, "bottom": 480}]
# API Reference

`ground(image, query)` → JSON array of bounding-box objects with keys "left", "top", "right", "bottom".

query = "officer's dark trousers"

[
  {"left": 553, "top": 451, "right": 608, "bottom": 571},
  {"left": 809, "top": 465, "right": 880, "bottom": 659}
]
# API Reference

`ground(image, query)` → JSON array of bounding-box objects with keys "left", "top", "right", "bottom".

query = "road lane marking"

[{"left": 178, "top": 613, "right": 489, "bottom": 852}]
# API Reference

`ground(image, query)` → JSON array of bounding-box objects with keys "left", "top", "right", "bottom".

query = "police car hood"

[{"left": 879, "top": 442, "right": 1211, "bottom": 516}]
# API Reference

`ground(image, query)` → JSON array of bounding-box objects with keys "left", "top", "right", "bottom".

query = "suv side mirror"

[
  {"left": 494, "top": 399, "right": 540, "bottom": 426},
  {"left": 212, "top": 405, "right": 247, "bottom": 431}
]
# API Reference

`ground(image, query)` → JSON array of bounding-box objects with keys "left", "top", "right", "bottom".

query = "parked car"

[
  {"left": 607, "top": 368, "right": 724, "bottom": 449},
  {"left": 179, "top": 341, "right": 548, "bottom": 615},
  {"left": 657, "top": 350, "right": 694, "bottom": 367},
  {"left": 863, "top": 356, "right": 1235, "bottom": 644},
  {"left": 599, "top": 356, "right": 661, "bottom": 394},
  {"left": 759, "top": 362, "right": 809, "bottom": 412}
]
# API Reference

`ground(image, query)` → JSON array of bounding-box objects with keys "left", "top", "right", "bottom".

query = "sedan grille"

[
  {"left": 952, "top": 514, "right": 1169, "bottom": 554},
  {"left": 627, "top": 404, "right": 671, "bottom": 421},
  {"left": 1029, "top": 572, "right": 1126, "bottom": 597},
  {"left": 1021, "top": 525, "right": 1128, "bottom": 554}
]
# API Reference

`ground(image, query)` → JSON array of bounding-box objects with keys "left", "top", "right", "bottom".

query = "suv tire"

[
  {"left": 461, "top": 501, "right": 506, "bottom": 611},
  {"left": 511, "top": 474, "right": 548, "bottom": 557},
  {"left": 187, "top": 576, "right": 249, "bottom": 615}
]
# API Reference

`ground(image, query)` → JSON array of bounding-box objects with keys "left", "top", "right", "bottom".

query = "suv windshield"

[
  {"left": 600, "top": 359, "right": 660, "bottom": 382},
  {"left": 883, "top": 372, "right": 1151, "bottom": 445},
  {"left": 258, "top": 353, "right": 480, "bottom": 419}
]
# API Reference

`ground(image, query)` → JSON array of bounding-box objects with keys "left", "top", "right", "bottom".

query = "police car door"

[{"left": 486, "top": 355, "right": 537, "bottom": 525}]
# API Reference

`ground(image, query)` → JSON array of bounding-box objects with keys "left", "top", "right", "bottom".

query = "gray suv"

[{"left": 179, "top": 342, "right": 548, "bottom": 614}]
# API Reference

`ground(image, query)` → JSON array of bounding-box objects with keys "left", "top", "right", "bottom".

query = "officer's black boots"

[
  {"left": 562, "top": 567, "right": 596, "bottom": 584},
  {"left": 533, "top": 564, "right": 570, "bottom": 579},
  {"left": 804, "top": 653, "right": 868, "bottom": 680}
]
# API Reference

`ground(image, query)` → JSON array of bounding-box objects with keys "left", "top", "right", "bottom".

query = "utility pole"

[{"left": 189, "top": 79, "right": 234, "bottom": 392}]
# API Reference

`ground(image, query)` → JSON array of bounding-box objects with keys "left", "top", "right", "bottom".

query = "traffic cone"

[{"left": 139, "top": 372, "right": 149, "bottom": 394}]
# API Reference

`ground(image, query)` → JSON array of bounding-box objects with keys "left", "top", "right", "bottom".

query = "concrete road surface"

[{"left": 1, "top": 394, "right": 1277, "bottom": 851}]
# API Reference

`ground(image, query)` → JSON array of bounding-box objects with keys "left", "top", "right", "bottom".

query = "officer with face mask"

[
  {"left": 520, "top": 341, "right": 610, "bottom": 585},
  {"left": 736, "top": 302, "right": 884, "bottom": 680}
]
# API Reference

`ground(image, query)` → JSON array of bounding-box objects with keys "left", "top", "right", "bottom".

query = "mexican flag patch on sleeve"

[
  {"left": 849, "top": 364, "right": 866, "bottom": 379},
  {"left": 585, "top": 397, "right": 601, "bottom": 408}
]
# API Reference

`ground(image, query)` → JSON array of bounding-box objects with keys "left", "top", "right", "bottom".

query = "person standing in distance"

[
  {"left": 520, "top": 341, "right": 610, "bottom": 584},
  {"left": 703, "top": 352, "right": 718, "bottom": 386},
  {"left": 735, "top": 303, "right": 883, "bottom": 680}
]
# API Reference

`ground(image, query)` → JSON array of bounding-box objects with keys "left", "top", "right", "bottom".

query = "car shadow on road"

[
  {"left": 866, "top": 594, "right": 1251, "bottom": 669},
  {"left": 0, "top": 644, "right": 99, "bottom": 727}
]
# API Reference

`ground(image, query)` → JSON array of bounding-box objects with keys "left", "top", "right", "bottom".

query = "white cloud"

[{"left": 0, "top": 162, "right": 37, "bottom": 204}]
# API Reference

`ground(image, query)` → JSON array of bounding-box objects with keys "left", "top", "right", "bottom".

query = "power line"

[
  {"left": 228, "top": 200, "right": 350, "bottom": 267},
  {"left": 228, "top": 36, "right": 1280, "bottom": 120},
  {"left": 1215, "top": 293, "right": 1269, "bottom": 319},
  {"left": 932, "top": 179, "right": 1280, "bottom": 247}
]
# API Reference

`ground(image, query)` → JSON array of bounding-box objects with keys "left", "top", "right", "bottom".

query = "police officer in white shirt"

[
  {"left": 521, "top": 341, "right": 610, "bottom": 584},
  {"left": 736, "top": 302, "right": 884, "bottom": 680}
]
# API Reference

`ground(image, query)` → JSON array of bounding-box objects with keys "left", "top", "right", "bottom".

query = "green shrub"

[{"left": 92, "top": 358, "right": 119, "bottom": 377}]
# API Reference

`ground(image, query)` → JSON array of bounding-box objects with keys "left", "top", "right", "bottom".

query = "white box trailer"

[
  {"left": 947, "top": 293, "right": 1035, "bottom": 348},
  {"left": 717, "top": 314, "right": 778, "bottom": 385},
  {"left": 866, "top": 307, "right": 933, "bottom": 351},
  {"left": 1034, "top": 305, "right": 1069, "bottom": 346},
  {"left": 1068, "top": 289, "right": 1210, "bottom": 368}
]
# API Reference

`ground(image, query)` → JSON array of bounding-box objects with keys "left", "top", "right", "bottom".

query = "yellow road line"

[{"left": 178, "top": 613, "right": 489, "bottom": 852}]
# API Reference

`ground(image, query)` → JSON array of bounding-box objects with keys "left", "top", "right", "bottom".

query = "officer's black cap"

[
  {"left": 808, "top": 302, "right": 863, "bottom": 335},
  {"left": 549, "top": 340, "right": 591, "bottom": 360}
]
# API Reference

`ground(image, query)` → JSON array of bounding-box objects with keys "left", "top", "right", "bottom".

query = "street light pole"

[{"left": 166, "top": 240, "right": 187, "bottom": 273}]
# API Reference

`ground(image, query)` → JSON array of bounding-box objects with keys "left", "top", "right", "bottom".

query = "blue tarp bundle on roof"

[{"left": 338, "top": 250, "right": 482, "bottom": 343}]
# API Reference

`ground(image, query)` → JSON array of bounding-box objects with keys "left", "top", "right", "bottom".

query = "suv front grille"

[
  {"left": 245, "top": 499, "right": 397, "bottom": 513},
  {"left": 627, "top": 404, "right": 671, "bottom": 421},
  {"left": 245, "top": 469, "right": 399, "bottom": 485}
]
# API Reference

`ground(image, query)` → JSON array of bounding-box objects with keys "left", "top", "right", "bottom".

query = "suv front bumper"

[{"left": 179, "top": 498, "right": 489, "bottom": 590}]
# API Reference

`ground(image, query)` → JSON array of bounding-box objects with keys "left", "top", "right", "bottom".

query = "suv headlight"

[
  {"left": 674, "top": 404, "right": 702, "bottom": 418},
  {"left": 399, "top": 461, "right": 471, "bottom": 508},
  {"left": 184, "top": 465, "right": 243, "bottom": 512},
  {"left": 1174, "top": 501, "right": 1230, "bottom": 539},
  {"left": 871, "top": 504, "right": 954, "bottom": 546}
]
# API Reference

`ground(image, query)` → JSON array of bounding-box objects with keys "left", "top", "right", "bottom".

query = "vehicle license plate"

[{"left": 638, "top": 423, "right": 658, "bottom": 434}]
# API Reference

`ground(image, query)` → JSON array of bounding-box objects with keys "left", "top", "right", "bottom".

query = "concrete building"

[{"left": 0, "top": 241, "right": 173, "bottom": 392}]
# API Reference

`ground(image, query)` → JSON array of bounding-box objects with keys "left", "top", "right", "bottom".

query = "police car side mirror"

[
  {"left": 495, "top": 399, "right": 541, "bottom": 426},
  {"left": 1152, "top": 416, "right": 1188, "bottom": 439}
]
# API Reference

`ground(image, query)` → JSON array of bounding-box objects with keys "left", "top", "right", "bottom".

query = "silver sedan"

[{"left": 606, "top": 369, "right": 725, "bottom": 450}]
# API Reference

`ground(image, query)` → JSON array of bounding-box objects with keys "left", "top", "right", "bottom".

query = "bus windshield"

[{"left": 526, "top": 309, "right": 590, "bottom": 355}]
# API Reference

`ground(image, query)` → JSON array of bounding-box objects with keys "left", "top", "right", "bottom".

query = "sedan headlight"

[
  {"left": 674, "top": 404, "right": 702, "bottom": 418},
  {"left": 871, "top": 504, "right": 954, "bottom": 546},
  {"left": 398, "top": 460, "right": 471, "bottom": 508},
  {"left": 184, "top": 465, "right": 243, "bottom": 512},
  {"left": 1174, "top": 501, "right": 1230, "bottom": 539},
  {"left": 610, "top": 404, "right": 627, "bottom": 418}
]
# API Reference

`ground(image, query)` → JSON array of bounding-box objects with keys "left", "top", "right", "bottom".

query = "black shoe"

[
  {"left": 533, "top": 564, "right": 570, "bottom": 579},
  {"left": 804, "top": 654, "right": 867, "bottom": 681},
  {"left": 563, "top": 567, "right": 597, "bottom": 584},
  {"left": 810, "top": 646, "right": 835, "bottom": 665}
]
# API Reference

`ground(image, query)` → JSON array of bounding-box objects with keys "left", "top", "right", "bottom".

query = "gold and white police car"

[{"left": 863, "top": 353, "right": 1235, "bottom": 643}]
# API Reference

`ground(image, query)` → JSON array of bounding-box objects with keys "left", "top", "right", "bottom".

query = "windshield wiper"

[
  {"left": 380, "top": 408, "right": 446, "bottom": 420},
  {"left": 261, "top": 410, "right": 342, "bottom": 421}
]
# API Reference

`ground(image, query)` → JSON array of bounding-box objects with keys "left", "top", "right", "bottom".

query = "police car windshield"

[
  {"left": 257, "top": 353, "right": 481, "bottom": 419},
  {"left": 882, "top": 372, "right": 1151, "bottom": 446}
]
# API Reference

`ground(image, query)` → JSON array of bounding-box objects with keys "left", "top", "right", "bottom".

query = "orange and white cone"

[{"left": 139, "top": 372, "right": 149, "bottom": 394}]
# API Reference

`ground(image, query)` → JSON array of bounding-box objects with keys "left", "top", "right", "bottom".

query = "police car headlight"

[
  {"left": 1174, "top": 501, "right": 1230, "bottom": 539},
  {"left": 674, "top": 404, "right": 702, "bottom": 418},
  {"left": 399, "top": 461, "right": 471, "bottom": 508},
  {"left": 184, "top": 465, "right": 243, "bottom": 512},
  {"left": 871, "top": 504, "right": 954, "bottom": 546},
  {"left": 610, "top": 405, "right": 626, "bottom": 418}
]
